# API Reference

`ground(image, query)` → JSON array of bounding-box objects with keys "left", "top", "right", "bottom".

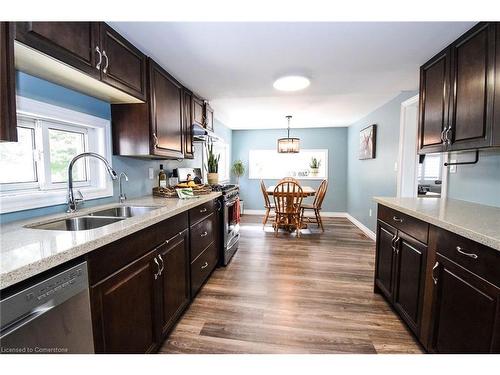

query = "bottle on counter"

[{"left": 158, "top": 164, "right": 167, "bottom": 188}]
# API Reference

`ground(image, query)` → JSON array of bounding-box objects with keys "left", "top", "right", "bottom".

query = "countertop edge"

[
  {"left": 373, "top": 197, "right": 500, "bottom": 251},
  {"left": 0, "top": 193, "right": 221, "bottom": 290}
]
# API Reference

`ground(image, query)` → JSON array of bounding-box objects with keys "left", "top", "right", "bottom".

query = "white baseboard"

[{"left": 243, "top": 210, "right": 376, "bottom": 241}]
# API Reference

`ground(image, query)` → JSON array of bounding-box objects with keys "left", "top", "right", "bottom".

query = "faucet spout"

[
  {"left": 67, "top": 152, "right": 117, "bottom": 213},
  {"left": 118, "top": 172, "right": 129, "bottom": 203}
]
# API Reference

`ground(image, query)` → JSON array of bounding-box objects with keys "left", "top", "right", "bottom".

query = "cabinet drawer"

[
  {"left": 378, "top": 205, "right": 429, "bottom": 244},
  {"left": 190, "top": 213, "right": 215, "bottom": 261},
  {"left": 189, "top": 200, "right": 216, "bottom": 225},
  {"left": 190, "top": 242, "right": 218, "bottom": 297},
  {"left": 431, "top": 225, "right": 500, "bottom": 287}
]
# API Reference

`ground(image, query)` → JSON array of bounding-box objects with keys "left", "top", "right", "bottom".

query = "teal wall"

[
  {"left": 347, "top": 91, "right": 418, "bottom": 232},
  {"left": 231, "top": 127, "right": 348, "bottom": 212},
  {"left": 447, "top": 149, "right": 500, "bottom": 207},
  {"left": 1, "top": 72, "right": 231, "bottom": 224}
]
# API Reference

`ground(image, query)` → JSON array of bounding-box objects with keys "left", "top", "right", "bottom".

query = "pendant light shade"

[{"left": 277, "top": 116, "right": 300, "bottom": 153}]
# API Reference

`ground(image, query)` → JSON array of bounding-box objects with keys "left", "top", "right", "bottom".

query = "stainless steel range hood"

[{"left": 192, "top": 124, "right": 220, "bottom": 142}]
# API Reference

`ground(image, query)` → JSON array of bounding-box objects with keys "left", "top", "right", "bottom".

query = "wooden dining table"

[{"left": 266, "top": 185, "right": 316, "bottom": 197}]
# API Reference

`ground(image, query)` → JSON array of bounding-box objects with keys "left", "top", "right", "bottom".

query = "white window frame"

[
  {"left": 0, "top": 96, "right": 113, "bottom": 214},
  {"left": 248, "top": 149, "right": 329, "bottom": 180}
]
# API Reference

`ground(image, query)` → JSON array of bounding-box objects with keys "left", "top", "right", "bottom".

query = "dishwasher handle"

[{"left": 0, "top": 300, "right": 56, "bottom": 338}]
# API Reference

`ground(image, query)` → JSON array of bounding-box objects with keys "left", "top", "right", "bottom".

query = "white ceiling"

[{"left": 109, "top": 22, "right": 474, "bottom": 129}]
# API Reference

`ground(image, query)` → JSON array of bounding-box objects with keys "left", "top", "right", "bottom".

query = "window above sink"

[{"left": 0, "top": 96, "right": 113, "bottom": 214}]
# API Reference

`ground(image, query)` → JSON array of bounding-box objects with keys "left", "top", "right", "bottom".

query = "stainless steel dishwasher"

[{"left": 0, "top": 261, "right": 94, "bottom": 354}]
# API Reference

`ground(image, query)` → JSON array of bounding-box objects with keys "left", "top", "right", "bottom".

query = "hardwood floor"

[{"left": 159, "top": 215, "right": 423, "bottom": 354}]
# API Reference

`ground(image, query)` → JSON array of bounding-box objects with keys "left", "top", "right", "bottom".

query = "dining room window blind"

[{"left": 248, "top": 149, "right": 328, "bottom": 180}]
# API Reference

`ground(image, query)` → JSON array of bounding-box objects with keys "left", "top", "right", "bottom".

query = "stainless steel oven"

[{"left": 218, "top": 185, "right": 240, "bottom": 266}]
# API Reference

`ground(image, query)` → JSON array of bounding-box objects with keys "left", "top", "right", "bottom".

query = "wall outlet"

[
  {"left": 369, "top": 208, "right": 372, "bottom": 217},
  {"left": 449, "top": 161, "right": 457, "bottom": 174},
  {"left": 394, "top": 162, "right": 398, "bottom": 172},
  {"left": 148, "top": 167, "right": 154, "bottom": 180}
]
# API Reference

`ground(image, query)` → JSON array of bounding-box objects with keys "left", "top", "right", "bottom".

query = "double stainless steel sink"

[{"left": 28, "top": 206, "right": 160, "bottom": 231}]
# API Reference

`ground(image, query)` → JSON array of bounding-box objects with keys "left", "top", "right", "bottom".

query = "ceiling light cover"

[
  {"left": 277, "top": 116, "right": 300, "bottom": 153},
  {"left": 273, "top": 76, "right": 310, "bottom": 92}
]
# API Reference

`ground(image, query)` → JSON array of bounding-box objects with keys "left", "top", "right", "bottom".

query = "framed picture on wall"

[{"left": 359, "top": 124, "right": 377, "bottom": 160}]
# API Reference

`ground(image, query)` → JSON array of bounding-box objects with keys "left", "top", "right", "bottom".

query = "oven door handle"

[{"left": 227, "top": 232, "right": 240, "bottom": 249}]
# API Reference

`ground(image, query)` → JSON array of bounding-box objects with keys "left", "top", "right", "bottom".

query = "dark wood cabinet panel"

[
  {"left": 448, "top": 22, "right": 495, "bottom": 150},
  {"left": 190, "top": 213, "right": 216, "bottom": 262},
  {"left": 0, "top": 22, "right": 17, "bottom": 142},
  {"left": 150, "top": 60, "right": 184, "bottom": 158},
  {"left": 14, "top": 22, "right": 100, "bottom": 79},
  {"left": 493, "top": 23, "right": 500, "bottom": 146},
  {"left": 157, "top": 231, "right": 190, "bottom": 338},
  {"left": 90, "top": 249, "right": 158, "bottom": 353},
  {"left": 183, "top": 89, "right": 194, "bottom": 159},
  {"left": 377, "top": 205, "right": 429, "bottom": 244},
  {"left": 191, "top": 241, "right": 218, "bottom": 297},
  {"left": 393, "top": 232, "right": 427, "bottom": 334},
  {"left": 374, "top": 220, "right": 397, "bottom": 299},
  {"left": 430, "top": 254, "right": 500, "bottom": 353},
  {"left": 205, "top": 103, "right": 214, "bottom": 131},
  {"left": 100, "top": 24, "right": 146, "bottom": 101},
  {"left": 418, "top": 49, "right": 449, "bottom": 154},
  {"left": 192, "top": 95, "right": 204, "bottom": 127}
]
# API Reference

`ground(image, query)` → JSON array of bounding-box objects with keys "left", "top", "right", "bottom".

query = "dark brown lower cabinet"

[
  {"left": 430, "top": 253, "right": 500, "bottom": 353},
  {"left": 375, "top": 219, "right": 427, "bottom": 336},
  {"left": 157, "top": 230, "right": 190, "bottom": 338},
  {"left": 0, "top": 22, "right": 17, "bottom": 142},
  {"left": 91, "top": 248, "right": 158, "bottom": 354}
]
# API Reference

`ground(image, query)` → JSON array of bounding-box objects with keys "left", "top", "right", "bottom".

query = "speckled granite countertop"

[
  {"left": 0, "top": 193, "right": 221, "bottom": 290},
  {"left": 373, "top": 197, "right": 500, "bottom": 251}
]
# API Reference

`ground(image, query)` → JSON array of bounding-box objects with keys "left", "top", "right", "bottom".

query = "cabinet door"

[
  {"left": 430, "top": 254, "right": 500, "bottom": 353},
  {"left": 205, "top": 104, "right": 214, "bottom": 131},
  {"left": 183, "top": 89, "right": 194, "bottom": 159},
  {"left": 157, "top": 230, "right": 190, "bottom": 338},
  {"left": 393, "top": 232, "right": 427, "bottom": 334},
  {"left": 150, "top": 60, "right": 184, "bottom": 158},
  {"left": 0, "top": 22, "right": 17, "bottom": 142},
  {"left": 448, "top": 22, "right": 495, "bottom": 151},
  {"left": 90, "top": 249, "right": 159, "bottom": 353},
  {"left": 14, "top": 22, "right": 100, "bottom": 78},
  {"left": 418, "top": 48, "right": 450, "bottom": 154},
  {"left": 374, "top": 220, "right": 397, "bottom": 299},
  {"left": 100, "top": 23, "right": 147, "bottom": 101},
  {"left": 192, "top": 95, "right": 204, "bottom": 127},
  {"left": 494, "top": 23, "right": 500, "bottom": 147}
]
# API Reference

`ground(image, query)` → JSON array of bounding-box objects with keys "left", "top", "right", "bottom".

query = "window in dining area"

[{"left": 248, "top": 149, "right": 328, "bottom": 179}]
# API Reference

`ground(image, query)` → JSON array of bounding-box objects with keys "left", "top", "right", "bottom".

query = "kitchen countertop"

[
  {"left": 373, "top": 197, "right": 500, "bottom": 251},
  {"left": 0, "top": 192, "right": 221, "bottom": 290}
]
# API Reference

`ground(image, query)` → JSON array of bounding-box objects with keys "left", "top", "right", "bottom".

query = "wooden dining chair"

[
  {"left": 280, "top": 177, "right": 300, "bottom": 184},
  {"left": 301, "top": 179, "right": 328, "bottom": 232},
  {"left": 260, "top": 180, "right": 274, "bottom": 228},
  {"left": 273, "top": 181, "right": 304, "bottom": 237}
]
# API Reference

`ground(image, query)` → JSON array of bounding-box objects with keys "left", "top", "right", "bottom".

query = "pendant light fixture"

[{"left": 277, "top": 115, "right": 300, "bottom": 153}]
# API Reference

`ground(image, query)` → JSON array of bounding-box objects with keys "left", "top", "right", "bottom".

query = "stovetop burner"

[{"left": 211, "top": 184, "right": 238, "bottom": 193}]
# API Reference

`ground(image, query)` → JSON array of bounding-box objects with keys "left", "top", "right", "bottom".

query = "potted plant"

[
  {"left": 231, "top": 160, "right": 245, "bottom": 185},
  {"left": 309, "top": 157, "right": 321, "bottom": 176},
  {"left": 205, "top": 140, "right": 220, "bottom": 185}
]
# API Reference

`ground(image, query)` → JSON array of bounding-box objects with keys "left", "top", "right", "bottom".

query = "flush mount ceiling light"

[
  {"left": 277, "top": 115, "right": 300, "bottom": 153},
  {"left": 273, "top": 76, "right": 310, "bottom": 92}
]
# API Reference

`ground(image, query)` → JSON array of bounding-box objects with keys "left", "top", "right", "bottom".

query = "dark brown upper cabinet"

[
  {"left": 492, "top": 23, "right": 500, "bottom": 146},
  {"left": 99, "top": 24, "right": 147, "bottom": 101},
  {"left": 205, "top": 102, "right": 214, "bottom": 131},
  {"left": 111, "top": 58, "right": 184, "bottom": 159},
  {"left": 0, "top": 22, "right": 17, "bottom": 142},
  {"left": 14, "top": 22, "right": 146, "bottom": 103},
  {"left": 192, "top": 94, "right": 205, "bottom": 127},
  {"left": 418, "top": 48, "right": 450, "bottom": 154},
  {"left": 418, "top": 22, "right": 499, "bottom": 153},
  {"left": 183, "top": 89, "right": 194, "bottom": 159}
]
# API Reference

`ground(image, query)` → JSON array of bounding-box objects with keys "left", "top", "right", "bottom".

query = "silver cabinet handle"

[
  {"left": 158, "top": 254, "right": 165, "bottom": 275},
  {"left": 393, "top": 216, "right": 404, "bottom": 223},
  {"left": 200, "top": 231, "right": 208, "bottom": 237},
  {"left": 102, "top": 50, "right": 109, "bottom": 74},
  {"left": 152, "top": 133, "right": 159, "bottom": 147},
  {"left": 200, "top": 207, "right": 207, "bottom": 213},
  {"left": 456, "top": 246, "right": 478, "bottom": 259},
  {"left": 153, "top": 257, "right": 160, "bottom": 280},
  {"left": 201, "top": 262, "right": 208, "bottom": 269},
  {"left": 95, "top": 46, "right": 102, "bottom": 70},
  {"left": 391, "top": 234, "right": 398, "bottom": 252},
  {"left": 445, "top": 126, "right": 452, "bottom": 145},
  {"left": 432, "top": 261, "right": 439, "bottom": 285}
]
